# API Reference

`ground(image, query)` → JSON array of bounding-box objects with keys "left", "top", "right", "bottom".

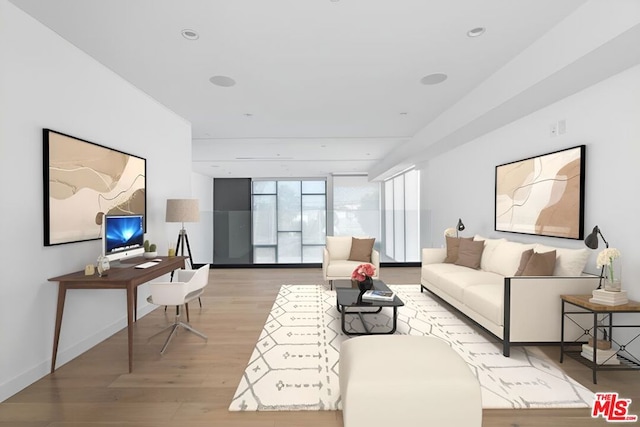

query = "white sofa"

[
  {"left": 323, "top": 236, "right": 380, "bottom": 289},
  {"left": 421, "top": 235, "right": 599, "bottom": 356}
]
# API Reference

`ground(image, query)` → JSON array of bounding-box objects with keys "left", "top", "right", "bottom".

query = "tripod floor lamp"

[
  {"left": 166, "top": 198, "right": 200, "bottom": 267},
  {"left": 166, "top": 198, "right": 201, "bottom": 307}
]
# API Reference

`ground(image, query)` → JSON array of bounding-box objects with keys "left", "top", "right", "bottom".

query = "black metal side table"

[{"left": 560, "top": 294, "right": 640, "bottom": 384}]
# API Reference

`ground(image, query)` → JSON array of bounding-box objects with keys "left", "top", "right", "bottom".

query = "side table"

[{"left": 560, "top": 294, "right": 640, "bottom": 384}]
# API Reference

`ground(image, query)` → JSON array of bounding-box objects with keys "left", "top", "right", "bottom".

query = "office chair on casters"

[{"left": 147, "top": 264, "right": 210, "bottom": 354}]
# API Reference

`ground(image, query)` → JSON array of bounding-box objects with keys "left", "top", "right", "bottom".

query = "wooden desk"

[{"left": 48, "top": 256, "right": 186, "bottom": 373}]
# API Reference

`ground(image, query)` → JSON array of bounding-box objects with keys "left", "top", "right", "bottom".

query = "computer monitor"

[{"left": 104, "top": 214, "right": 145, "bottom": 265}]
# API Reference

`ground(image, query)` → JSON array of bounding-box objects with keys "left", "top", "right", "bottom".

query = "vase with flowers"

[
  {"left": 351, "top": 263, "right": 376, "bottom": 292},
  {"left": 597, "top": 247, "right": 622, "bottom": 292}
]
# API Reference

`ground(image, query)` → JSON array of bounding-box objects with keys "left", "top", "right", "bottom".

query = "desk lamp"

[{"left": 584, "top": 225, "right": 608, "bottom": 289}]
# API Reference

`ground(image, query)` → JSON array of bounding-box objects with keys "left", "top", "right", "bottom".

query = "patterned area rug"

[{"left": 229, "top": 284, "right": 593, "bottom": 411}]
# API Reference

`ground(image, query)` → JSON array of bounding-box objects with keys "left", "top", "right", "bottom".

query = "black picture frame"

[
  {"left": 494, "top": 145, "right": 585, "bottom": 240},
  {"left": 43, "top": 129, "right": 146, "bottom": 246}
]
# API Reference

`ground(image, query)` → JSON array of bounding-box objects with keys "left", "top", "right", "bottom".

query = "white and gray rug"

[{"left": 229, "top": 284, "right": 593, "bottom": 411}]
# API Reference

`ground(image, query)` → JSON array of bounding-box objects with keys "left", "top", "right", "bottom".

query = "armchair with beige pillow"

[{"left": 323, "top": 236, "right": 380, "bottom": 289}]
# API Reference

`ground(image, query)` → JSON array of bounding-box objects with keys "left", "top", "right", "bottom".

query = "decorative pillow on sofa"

[
  {"left": 516, "top": 249, "right": 557, "bottom": 276},
  {"left": 515, "top": 249, "right": 534, "bottom": 276},
  {"left": 454, "top": 239, "right": 485, "bottom": 269},
  {"left": 474, "top": 235, "right": 507, "bottom": 271},
  {"left": 484, "top": 241, "right": 536, "bottom": 276},
  {"left": 444, "top": 236, "right": 473, "bottom": 263},
  {"left": 348, "top": 237, "right": 375, "bottom": 262},
  {"left": 534, "top": 244, "right": 589, "bottom": 276}
]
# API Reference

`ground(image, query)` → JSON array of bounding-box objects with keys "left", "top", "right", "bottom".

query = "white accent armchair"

[
  {"left": 147, "top": 264, "right": 210, "bottom": 354},
  {"left": 322, "top": 236, "right": 380, "bottom": 289}
]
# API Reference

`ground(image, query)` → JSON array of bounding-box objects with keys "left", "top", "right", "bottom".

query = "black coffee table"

[{"left": 336, "top": 280, "right": 404, "bottom": 335}]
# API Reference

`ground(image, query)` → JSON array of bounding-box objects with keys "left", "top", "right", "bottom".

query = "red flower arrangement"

[{"left": 351, "top": 263, "right": 376, "bottom": 282}]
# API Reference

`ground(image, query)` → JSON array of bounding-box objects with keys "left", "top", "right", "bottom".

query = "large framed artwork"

[
  {"left": 43, "top": 129, "right": 146, "bottom": 246},
  {"left": 495, "top": 145, "right": 585, "bottom": 240}
]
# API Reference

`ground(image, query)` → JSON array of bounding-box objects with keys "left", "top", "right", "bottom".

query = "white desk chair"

[{"left": 147, "top": 264, "right": 210, "bottom": 354}]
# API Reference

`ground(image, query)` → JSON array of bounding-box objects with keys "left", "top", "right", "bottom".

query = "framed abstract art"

[
  {"left": 495, "top": 145, "right": 585, "bottom": 240},
  {"left": 43, "top": 129, "right": 146, "bottom": 246}
]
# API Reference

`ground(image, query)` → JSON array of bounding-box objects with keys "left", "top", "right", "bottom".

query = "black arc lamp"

[
  {"left": 456, "top": 218, "right": 465, "bottom": 237},
  {"left": 584, "top": 225, "right": 608, "bottom": 289}
]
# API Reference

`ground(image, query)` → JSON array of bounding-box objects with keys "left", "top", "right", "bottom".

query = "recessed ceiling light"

[
  {"left": 209, "top": 75, "right": 236, "bottom": 87},
  {"left": 181, "top": 29, "right": 199, "bottom": 40},
  {"left": 420, "top": 73, "right": 448, "bottom": 85},
  {"left": 244, "top": 113, "right": 253, "bottom": 117},
  {"left": 400, "top": 112, "right": 408, "bottom": 116},
  {"left": 467, "top": 27, "right": 486, "bottom": 37}
]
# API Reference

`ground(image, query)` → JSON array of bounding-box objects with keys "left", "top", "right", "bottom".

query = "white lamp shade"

[{"left": 166, "top": 199, "right": 200, "bottom": 223}]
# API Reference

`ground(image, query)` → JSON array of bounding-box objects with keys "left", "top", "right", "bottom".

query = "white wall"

[
  {"left": 189, "top": 172, "right": 214, "bottom": 264},
  {"left": 420, "top": 64, "right": 640, "bottom": 346},
  {"left": 0, "top": 0, "right": 193, "bottom": 401}
]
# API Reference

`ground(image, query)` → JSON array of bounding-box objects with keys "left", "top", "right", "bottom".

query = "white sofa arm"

[
  {"left": 504, "top": 274, "right": 600, "bottom": 354},
  {"left": 322, "top": 248, "right": 330, "bottom": 280},
  {"left": 422, "top": 248, "right": 446, "bottom": 265},
  {"left": 371, "top": 249, "right": 380, "bottom": 278}
]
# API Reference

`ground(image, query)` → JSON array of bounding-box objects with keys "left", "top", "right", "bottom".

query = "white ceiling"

[{"left": 11, "top": 0, "right": 587, "bottom": 178}]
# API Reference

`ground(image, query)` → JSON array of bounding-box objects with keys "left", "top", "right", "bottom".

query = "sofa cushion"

[
  {"left": 348, "top": 237, "right": 375, "bottom": 262},
  {"left": 474, "top": 235, "right": 507, "bottom": 272},
  {"left": 422, "top": 263, "right": 471, "bottom": 289},
  {"left": 521, "top": 250, "right": 556, "bottom": 276},
  {"left": 455, "top": 239, "right": 485, "bottom": 269},
  {"left": 463, "top": 284, "right": 504, "bottom": 326},
  {"left": 437, "top": 270, "right": 503, "bottom": 301},
  {"left": 484, "top": 241, "right": 536, "bottom": 277},
  {"left": 534, "top": 244, "right": 589, "bottom": 276},
  {"left": 444, "top": 236, "right": 473, "bottom": 263},
  {"left": 326, "top": 236, "right": 353, "bottom": 260}
]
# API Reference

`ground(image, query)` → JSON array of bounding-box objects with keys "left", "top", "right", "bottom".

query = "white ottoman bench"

[{"left": 339, "top": 335, "right": 482, "bottom": 427}]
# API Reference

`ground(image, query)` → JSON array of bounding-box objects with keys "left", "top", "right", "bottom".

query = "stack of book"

[
  {"left": 589, "top": 289, "right": 628, "bottom": 306},
  {"left": 361, "top": 290, "right": 395, "bottom": 302},
  {"left": 581, "top": 343, "right": 620, "bottom": 365}
]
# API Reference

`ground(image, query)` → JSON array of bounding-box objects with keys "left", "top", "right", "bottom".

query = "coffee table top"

[{"left": 336, "top": 280, "right": 404, "bottom": 308}]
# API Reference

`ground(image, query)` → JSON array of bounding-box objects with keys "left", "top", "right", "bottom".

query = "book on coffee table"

[{"left": 361, "top": 290, "right": 395, "bottom": 301}]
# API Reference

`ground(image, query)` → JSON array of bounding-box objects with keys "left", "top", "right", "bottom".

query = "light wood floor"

[{"left": 1, "top": 267, "right": 637, "bottom": 426}]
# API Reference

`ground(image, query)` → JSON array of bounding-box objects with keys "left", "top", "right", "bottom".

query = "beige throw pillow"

[
  {"left": 444, "top": 236, "right": 472, "bottom": 263},
  {"left": 534, "top": 244, "right": 589, "bottom": 276},
  {"left": 521, "top": 250, "right": 557, "bottom": 276},
  {"left": 515, "top": 249, "right": 534, "bottom": 276},
  {"left": 348, "top": 237, "right": 375, "bottom": 263},
  {"left": 454, "top": 239, "right": 485, "bottom": 269},
  {"left": 515, "top": 250, "right": 557, "bottom": 276}
]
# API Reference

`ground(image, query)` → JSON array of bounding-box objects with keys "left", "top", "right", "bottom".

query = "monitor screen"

[{"left": 104, "top": 214, "right": 144, "bottom": 262}]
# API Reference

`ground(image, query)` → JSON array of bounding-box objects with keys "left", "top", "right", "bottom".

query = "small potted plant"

[{"left": 143, "top": 239, "right": 158, "bottom": 259}]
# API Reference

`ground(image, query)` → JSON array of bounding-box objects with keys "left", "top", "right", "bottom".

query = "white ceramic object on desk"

[{"left": 143, "top": 251, "right": 158, "bottom": 259}]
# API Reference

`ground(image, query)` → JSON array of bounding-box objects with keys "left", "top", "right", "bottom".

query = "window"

[
  {"left": 252, "top": 179, "right": 326, "bottom": 264},
  {"left": 332, "top": 175, "right": 380, "bottom": 241},
  {"left": 383, "top": 169, "right": 420, "bottom": 262}
]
